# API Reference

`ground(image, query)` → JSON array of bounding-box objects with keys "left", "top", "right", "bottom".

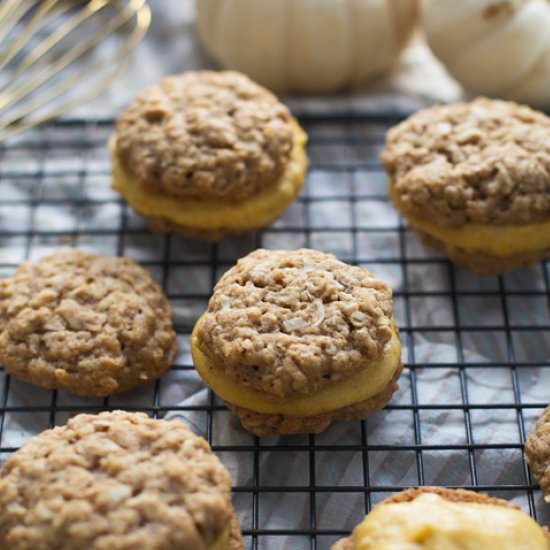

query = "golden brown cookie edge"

[
  {"left": 416, "top": 230, "right": 549, "bottom": 275},
  {"left": 145, "top": 213, "right": 284, "bottom": 241},
  {"left": 228, "top": 513, "right": 245, "bottom": 550},
  {"left": 524, "top": 404, "right": 550, "bottom": 500},
  {"left": 226, "top": 361, "right": 403, "bottom": 437}
]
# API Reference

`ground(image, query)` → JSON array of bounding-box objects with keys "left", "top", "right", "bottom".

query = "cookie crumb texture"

[
  {"left": 382, "top": 98, "right": 550, "bottom": 226},
  {"left": 0, "top": 250, "right": 177, "bottom": 396},
  {"left": 525, "top": 405, "right": 550, "bottom": 499},
  {"left": 0, "top": 411, "right": 240, "bottom": 550},
  {"left": 115, "top": 71, "right": 294, "bottom": 201},
  {"left": 197, "top": 249, "right": 394, "bottom": 399}
]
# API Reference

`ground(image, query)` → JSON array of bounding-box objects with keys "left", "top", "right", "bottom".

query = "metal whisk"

[{"left": 0, "top": 0, "right": 151, "bottom": 141}]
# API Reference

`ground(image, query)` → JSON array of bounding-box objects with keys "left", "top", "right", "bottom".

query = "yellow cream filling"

[
  {"left": 352, "top": 493, "right": 548, "bottom": 550},
  {"left": 111, "top": 121, "right": 308, "bottom": 231},
  {"left": 209, "top": 524, "right": 230, "bottom": 550},
  {"left": 389, "top": 186, "right": 550, "bottom": 257},
  {"left": 191, "top": 318, "right": 401, "bottom": 417}
]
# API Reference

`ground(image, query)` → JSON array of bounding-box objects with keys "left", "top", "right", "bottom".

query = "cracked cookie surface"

[
  {"left": 0, "top": 411, "right": 243, "bottom": 550},
  {"left": 196, "top": 249, "right": 394, "bottom": 399},
  {"left": 115, "top": 71, "right": 294, "bottom": 201},
  {"left": 382, "top": 98, "right": 550, "bottom": 227},
  {"left": 0, "top": 249, "right": 177, "bottom": 396}
]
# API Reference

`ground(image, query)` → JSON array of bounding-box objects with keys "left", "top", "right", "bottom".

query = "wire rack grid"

[{"left": 0, "top": 112, "right": 549, "bottom": 550}]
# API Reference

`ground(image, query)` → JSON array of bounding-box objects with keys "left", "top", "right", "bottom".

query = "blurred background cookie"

[
  {"left": 191, "top": 248, "right": 402, "bottom": 437},
  {"left": 111, "top": 70, "right": 308, "bottom": 239},
  {"left": 382, "top": 97, "right": 550, "bottom": 275},
  {"left": 0, "top": 411, "right": 243, "bottom": 550},
  {"left": 332, "top": 486, "right": 550, "bottom": 549},
  {"left": 0, "top": 250, "right": 177, "bottom": 397}
]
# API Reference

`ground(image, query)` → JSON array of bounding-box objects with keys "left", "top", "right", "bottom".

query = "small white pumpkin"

[
  {"left": 196, "top": 0, "right": 417, "bottom": 94},
  {"left": 422, "top": 0, "right": 550, "bottom": 109}
]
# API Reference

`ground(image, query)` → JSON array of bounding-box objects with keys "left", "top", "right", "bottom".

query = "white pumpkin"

[
  {"left": 196, "top": 0, "right": 418, "bottom": 94},
  {"left": 422, "top": 0, "right": 550, "bottom": 109}
]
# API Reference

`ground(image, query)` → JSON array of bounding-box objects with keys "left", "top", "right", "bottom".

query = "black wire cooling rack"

[{"left": 0, "top": 112, "right": 549, "bottom": 549}]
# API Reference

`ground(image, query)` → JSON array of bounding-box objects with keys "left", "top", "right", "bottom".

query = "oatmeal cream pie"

[
  {"left": 0, "top": 411, "right": 243, "bottom": 550},
  {"left": 111, "top": 71, "right": 308, "bottom": 239},
  {"left": 382, "top": 98, "right": 550, "bottom": 275},
  {"left": 0, "top": 249, "right": 177, "bottom": 397},
  {"left": 332, "top": 487, "right": 550, "bottom": 550},
  {"left": 525, "top": 405, "right": 550, "bottom": 503},
  {"left": 191, "top": 249, "right": 402, "bottom": 437}
]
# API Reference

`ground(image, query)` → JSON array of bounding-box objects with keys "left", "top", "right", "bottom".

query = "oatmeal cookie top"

[
  {"left": 115, "top": 71, "right": 295, "bottom": 201},
  {"left": 0, "top": 411, "right": 234, "bottom": 550},
  {"left": 382, "top": 98, "right": 550, "bottom": 226},
  {"left": 0, "top": 249, "right": 177, "bottom": 396},
  {"left": 196, "top": 249, "right": 394, "bottom": 399}
]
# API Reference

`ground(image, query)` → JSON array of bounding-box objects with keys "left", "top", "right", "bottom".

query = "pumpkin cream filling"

[
  {"left": 389, "top": 186, "right": 550, "bottom": 258},
  {"left": 191, "top": 318, "right": 402, "bottom": 417},
  {"left": 110, "top": 122, "right": 307, "bottom": 232},
  {"left": 351, "top": 493, "right": 548, "bottom": 550}
]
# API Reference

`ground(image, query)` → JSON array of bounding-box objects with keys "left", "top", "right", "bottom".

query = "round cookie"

[
  {"left": 382, "top": 97, "right": 550, "bottom": 275},
  {"left": 332, "top": 487, "right": 550, "bottom": 549},
  {"left": 191, "top": 248, "right": 402, "bottom": 437},
  {"left": 111, "top": 71, "right": 308, "bottom": 239},
  {"left": 0, "top": 411, "right": 243, "bottom": 550},
  {"left": 525, "top": 405, "right": 550, "bottom": 502},
  {"left": 0, "top": 249, "right": 177, "bottom": 397}
]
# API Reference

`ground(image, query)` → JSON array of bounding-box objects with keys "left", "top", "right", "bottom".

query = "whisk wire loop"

[{"left": 0, "top": 0, "right": 151, "bottom": 141}]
